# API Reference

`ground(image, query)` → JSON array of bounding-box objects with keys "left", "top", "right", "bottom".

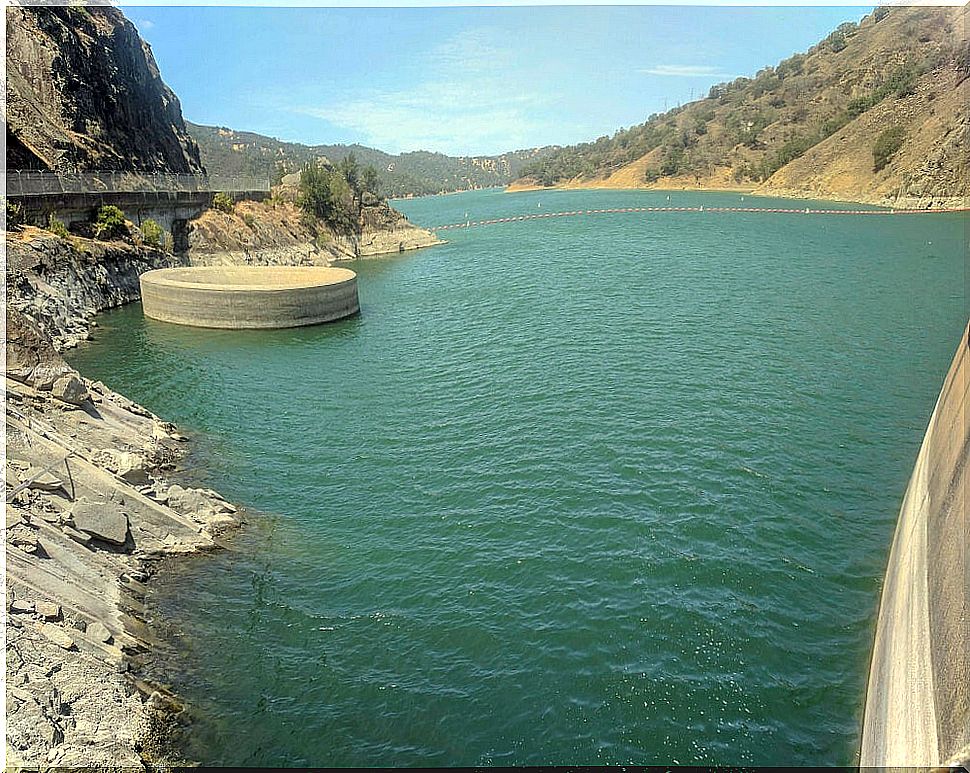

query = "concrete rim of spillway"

[{"left": 139, "top": 266, "right": 360, "bottom": 329}]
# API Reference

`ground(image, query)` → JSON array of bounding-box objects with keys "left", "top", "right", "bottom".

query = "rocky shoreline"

[
  {"left": 5, "top": 354, "right": 240, "bottom": 768},
  {"left": 5, "top": 230, "right": 242, "bottom": 768},
  {"left": 186, "top": 191, "right": 442, "bottom": 270},
  {"left": 5, "top": 209, "right": 441, "bottom": 767}
]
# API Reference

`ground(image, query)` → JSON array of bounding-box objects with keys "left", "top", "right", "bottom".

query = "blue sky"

[{"left": 124, "top": 6, "right": 873, "bottom": 156}]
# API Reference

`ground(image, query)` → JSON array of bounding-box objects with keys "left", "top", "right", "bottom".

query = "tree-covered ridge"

[
  {"left": 517, "top": 6, "right": 965, "bottom": 188},
  {"left": 297, "top": 153, "right": 383, "bottom": 236},
  {"left": 187, "top": 121, "right": 556, "bottom": 198}
]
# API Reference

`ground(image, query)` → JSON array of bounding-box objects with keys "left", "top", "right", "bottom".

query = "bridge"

[{"left": 6, "top": 171, "right": 270, "bottom": 250}]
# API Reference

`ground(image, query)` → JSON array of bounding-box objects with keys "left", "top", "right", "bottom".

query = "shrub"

[
  {"left": 140, "top": 218, "right": 164, "bottom": 247},
  {"left": 242, "top": 213, "right": 256, "bottom": 229},
  {"left": 47, "top": 213, "right": 69, "bottom": 238},
  {"left": 7, "top": 201, "right": 26, "bottom": 230},
  {"left": 873, "top": 126, "right": 906, "bottom": 172},
  {"left": 212, "top": 191, "right": 234, "bottom": 213},
  {"left": 93, "top": 205, "right": 127, "bottom": 240},
  {"left": 163, "top": 232, "right": 175, "bottom": 253}
]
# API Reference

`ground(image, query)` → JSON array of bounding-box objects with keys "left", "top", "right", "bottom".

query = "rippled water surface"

[{"left": 69, "top": 190, "right": 967, "bottom": 766}]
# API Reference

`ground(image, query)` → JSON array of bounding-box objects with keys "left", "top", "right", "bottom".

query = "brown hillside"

[{"left": 512, "top": 6, "right": 968, "bottom": 208}]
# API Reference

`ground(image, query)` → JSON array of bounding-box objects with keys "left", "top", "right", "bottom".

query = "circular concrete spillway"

[{"left": 139, "top": 266, "right": 360, "bottom": 329}]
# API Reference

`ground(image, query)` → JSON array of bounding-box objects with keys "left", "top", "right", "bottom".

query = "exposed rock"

[
  {"left": 10, "top": 600, "right": 35, "bottom": 614},
  {"left": 6, "top": 227, "right": 178, "bottom": 351},
  {"left": 22, "top": 468, "right": 66, "bottom": 493},
  {"left": 36, "top": 602, "right": 61, "bottom": 621},
  {"left": 70, "top": 499, "right": 129, "bottom": 545},
  {"left": 4, "top": 307, "right": 75, "bottom": 388},
  {"left": 187, "top": 191, "right": 441, "bottom": 268},
  {"left": 86, "top": 621, "right": 112, "bottom": 644},
  {"left": 39, "top": 623, "right": 75, "bottom": 650},
  {"left": 51, "top": 373, "right": 89, "bottom": 405},
  {"left": 165, "top": 484, "right": 216, "bottom": 517},
  {"left": 6, "top": 5, "right": 203, "bottom": 173},
  {"left": 99, "top": 449, "right": 150, "bottom": 485},
  {"left": 60, "top": 526, "right": 91, "bottom": 546}
]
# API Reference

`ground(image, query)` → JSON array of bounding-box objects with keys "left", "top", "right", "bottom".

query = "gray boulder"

[
  {"left": 51, "top": 373, "right": 90, "bottom": 405},
  {"left": 70, "top": 499, "right": 129, "bottom": 545}
]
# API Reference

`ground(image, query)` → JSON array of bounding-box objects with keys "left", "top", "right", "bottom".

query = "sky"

[{"left": 123, "top": 5, "right": 874, "bottom": 156}]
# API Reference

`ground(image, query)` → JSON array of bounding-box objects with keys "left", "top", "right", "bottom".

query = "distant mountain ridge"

[
  {"left": 511, "top": 5, "right": 969, "bottom": 209},
  {"left": 187, "top": 122, "right": 556, "bottom": 198}
]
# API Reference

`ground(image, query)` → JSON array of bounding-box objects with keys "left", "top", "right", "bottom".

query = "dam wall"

[
  {"left": 861, "top": 321, "right": 969, "bottom": 766},
  {"left": 140, "top": 266, "right": 360, "bottom": 329}
]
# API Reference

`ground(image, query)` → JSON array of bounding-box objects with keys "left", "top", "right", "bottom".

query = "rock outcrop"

[
  {"left": 6, "top": 5, "right": 203, "bottom": 173},
  {"left": 6, "top": 372, "right": 242, "bottom": 769},
  {"left": 186, "top": 184, "right": 441, "bottom": 267},
  {"left": 6, "top": 227, "right": 179, "bottom": 350}
]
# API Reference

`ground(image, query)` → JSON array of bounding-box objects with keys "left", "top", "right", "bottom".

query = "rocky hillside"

[
  {"left": 512, "top": 5, "right": 969, "bottom": 208},
  {"left": 186, "top": 178, "right": 440, "bottom": 266},
  {"left": 188, "top": 121, "right": 554, "bottom": 198},
  {"left": 6, "top": 5, "right": 203, "bottom": 173}
]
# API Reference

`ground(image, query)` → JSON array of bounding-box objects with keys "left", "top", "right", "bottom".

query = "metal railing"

[{"left": 5, "top": 171, "right": 270, "bottom": 197}]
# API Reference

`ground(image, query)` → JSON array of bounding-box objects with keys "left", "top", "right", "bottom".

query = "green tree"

[
  {"left": 362, "top": 164, "right": 381, "bottom": 198},
  {"left": 298, "top": 163, "right": 358, "bottom": 235},
  {"left": 212, "top": 191, "right": 234, "bottom": 213},
  {"left": 47, "top": 213, "right": 69, "bottom": 238},
  {"left": 93, "top": 206, "right": 127, "bottom": 240}
]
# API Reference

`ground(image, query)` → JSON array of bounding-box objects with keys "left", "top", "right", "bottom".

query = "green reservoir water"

[{"left": 69, "top": 189, "right": 967, "bottom": 766}]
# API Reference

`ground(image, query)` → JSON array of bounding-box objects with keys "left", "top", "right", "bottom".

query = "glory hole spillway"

[{"left": 140, "top": 266, "right": 360, "bottom": 329}]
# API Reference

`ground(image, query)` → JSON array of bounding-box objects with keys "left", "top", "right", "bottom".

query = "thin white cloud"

[
  {"left": 641, "top": 64, "right": 728, "bottom": 77},
  {"left": 290, "top": 31, "right": 552, "bottom": 155},
  {"left": 134, "top": 18, "right": 156, "bottom": 30}
]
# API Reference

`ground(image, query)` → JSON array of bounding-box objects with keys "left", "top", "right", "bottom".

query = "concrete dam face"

[
  {"left": 861, "top": 321, "right": 969, "bottom": 767},
  {"left": 140, "top": 266, "right": 360, "bottom": 329}
]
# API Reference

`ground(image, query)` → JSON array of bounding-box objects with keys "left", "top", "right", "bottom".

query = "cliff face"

[
  {"left": 511, "top": 5, "right": 968, "bottom": 209},
  {"left": 5, "top": 5, "right": 203, "bottom": 173}
]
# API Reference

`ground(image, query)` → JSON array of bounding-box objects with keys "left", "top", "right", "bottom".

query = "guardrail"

[{"left": 5, "top": 171, "right": 270, "bottom": 197}]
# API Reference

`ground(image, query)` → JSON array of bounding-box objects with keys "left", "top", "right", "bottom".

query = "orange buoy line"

[{"left": 430, "top": 205, "right": 968, "bottom": 232}]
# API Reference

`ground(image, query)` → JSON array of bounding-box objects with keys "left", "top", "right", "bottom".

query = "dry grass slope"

[{"left": 512, "top": 6, "right": 968, "bottom": 209}]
